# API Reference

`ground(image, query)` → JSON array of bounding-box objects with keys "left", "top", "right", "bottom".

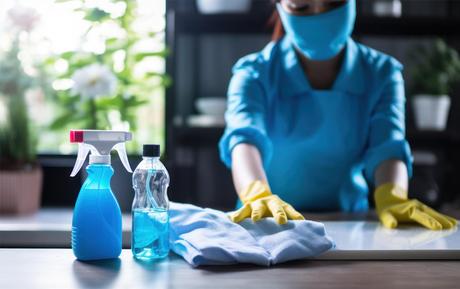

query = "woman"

[{"left": 218, "top": 0, "right": 456, "bottom": 230}]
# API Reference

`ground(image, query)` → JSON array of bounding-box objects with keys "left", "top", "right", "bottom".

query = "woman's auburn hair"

[{"left": 270, "top": 6, "right": 285, "bottom": 41}]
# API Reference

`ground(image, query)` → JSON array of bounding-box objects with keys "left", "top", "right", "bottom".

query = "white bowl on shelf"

[
  {"left": 187, "top": 115, "right": 226, "bottom": 127},
  {"left": 196, "top": 0, "right": 251, "bottom": 14},
  {"left": 195, "top": 97, "right": 227, "bottom": 116}
]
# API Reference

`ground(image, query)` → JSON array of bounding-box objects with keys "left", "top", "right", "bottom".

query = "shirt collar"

[{"left": 280, "top": 37, "right": 365, "bottom": 96}]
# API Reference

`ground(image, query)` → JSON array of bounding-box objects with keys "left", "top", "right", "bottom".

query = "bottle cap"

[{"left": 143, "top": 144, "right": 160, "bottom": 157}]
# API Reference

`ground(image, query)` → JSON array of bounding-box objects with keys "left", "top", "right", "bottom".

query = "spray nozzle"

[{"left": 69, "top": 129, "right": 133, "bottom": 177}]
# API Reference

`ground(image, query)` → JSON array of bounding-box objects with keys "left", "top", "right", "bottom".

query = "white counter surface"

[{"left": 0, "top": 209, "right": 458, "bottom": 259}]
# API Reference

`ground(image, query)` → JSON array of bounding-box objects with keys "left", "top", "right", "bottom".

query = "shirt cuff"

[
  {"left": 219, "top": 127, "right": 273, "bottom": 169},
  {"left": 363, "top": 139, "right": 413, "bottom": 186}
]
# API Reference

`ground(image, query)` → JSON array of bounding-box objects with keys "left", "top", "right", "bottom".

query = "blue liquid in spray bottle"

[{"left": 72, "top": 164, "right": 122, "bottom": 260}]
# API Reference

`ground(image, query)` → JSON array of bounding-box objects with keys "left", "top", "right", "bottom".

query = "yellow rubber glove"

[
  {"left": 374, "top": 183, "right": 457, "bottom": 230},
  {"left": 229, "top": 180, "right": 305, "bottom": 225}
]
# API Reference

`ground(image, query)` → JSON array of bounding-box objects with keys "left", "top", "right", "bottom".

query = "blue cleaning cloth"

[{"left": 169, "top": 202, "right": 334, "bottom": 267}]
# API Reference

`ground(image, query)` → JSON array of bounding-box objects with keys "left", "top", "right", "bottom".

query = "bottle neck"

[
  {"left": 89, "top": 154, "right": 111, "bottom": 165},
  {"left": 143, "top": 156, "right": 160, "bottom": 161},
  {"left": 84, "top": 163, "right": 114, "bottom": 189}
]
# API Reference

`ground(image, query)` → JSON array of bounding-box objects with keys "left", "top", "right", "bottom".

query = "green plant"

[
  {"left": 410, "top": 39, "right": 460, "bottom": 96},
  {"left": 0, "top": 38, "right": 37, "bottom": 170},
  {"left": 47, "top": 0, "right": 170, "bottom": 135}
]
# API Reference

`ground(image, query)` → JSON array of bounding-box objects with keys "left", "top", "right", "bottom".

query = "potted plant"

[
  {"left": 410, "top": 39, "right": 460, "bottom": 131},
  {"left": 0, "top": 6, "right": 42, "bottom": 214}
]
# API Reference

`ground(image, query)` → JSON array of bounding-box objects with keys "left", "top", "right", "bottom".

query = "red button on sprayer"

[{"left": 70, "top": 130, "right": 84, "bottom": 143}]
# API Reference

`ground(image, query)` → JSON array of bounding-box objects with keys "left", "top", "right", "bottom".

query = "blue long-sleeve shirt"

[{"left": 219, "top": 37, "right": 413, "bottom": 212}]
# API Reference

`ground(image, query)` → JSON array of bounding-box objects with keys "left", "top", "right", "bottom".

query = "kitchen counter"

[
  {"left": 1, "top": 208, "right": 460, "bottom": 259},
  {"left": 1, "top": 208, "right": 460, "bottom": 289}
]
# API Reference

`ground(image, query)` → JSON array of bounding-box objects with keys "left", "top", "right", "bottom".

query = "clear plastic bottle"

[{"left": 132, "top": 144, "right": 170, "bottom": 260}]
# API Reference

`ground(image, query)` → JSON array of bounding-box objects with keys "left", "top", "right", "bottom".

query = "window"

[{"left": 0, "top": 0, "right": 167, "bottom": 154}]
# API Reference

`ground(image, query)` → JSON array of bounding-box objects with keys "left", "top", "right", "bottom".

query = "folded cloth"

[{"left": 169, "top": 202, "right": 334, "bottom": 267}]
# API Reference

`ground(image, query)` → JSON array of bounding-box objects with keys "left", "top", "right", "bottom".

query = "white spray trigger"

[
  {"left": 69, "top": 130, "right": 133, "bottom": 176},
  {"left": 114, "top": 142, "right": 132, "bottom": 173},
  {"left": 70, "top": 143, "right": 90, "bottom": 177}
]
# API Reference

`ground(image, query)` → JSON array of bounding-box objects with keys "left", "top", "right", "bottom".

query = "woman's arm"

[
  {"left": 374, "top": 159, "right": 408, "bottom": 191},
  {"left": 231, "top": 143, "right": 268, "bottom": 196}
]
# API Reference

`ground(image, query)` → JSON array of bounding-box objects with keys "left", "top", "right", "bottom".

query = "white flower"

[
  {"left": 71, "top": 64, "right": 117, "bottom": 99},
  {"left": 7, "top": 5, "right": 40, "bottom": 32}
]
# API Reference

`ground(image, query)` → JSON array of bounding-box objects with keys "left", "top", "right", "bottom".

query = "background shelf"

[{"left": 174, "top": 13, "right": 460, "bottom": 37}]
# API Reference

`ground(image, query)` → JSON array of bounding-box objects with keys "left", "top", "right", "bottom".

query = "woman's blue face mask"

[{"left": 277, "top": 0, "right": 356, "bottom": 60}]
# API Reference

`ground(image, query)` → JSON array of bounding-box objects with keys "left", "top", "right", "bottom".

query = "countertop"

[
  {"left": 1, "top": 208, "right": 460, "bottom": 289},
  {"left": 1, "top": 209, "right": 460, "bottom": 258}
]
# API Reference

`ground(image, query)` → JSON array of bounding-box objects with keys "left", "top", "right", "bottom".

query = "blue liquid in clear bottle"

[{"left": 132, "top": 144, "right": 170, "bottom": 260}]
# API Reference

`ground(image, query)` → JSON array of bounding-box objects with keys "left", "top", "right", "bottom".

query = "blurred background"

[{"left": 1, "top": 0, "right": 460, "bottom": 215}]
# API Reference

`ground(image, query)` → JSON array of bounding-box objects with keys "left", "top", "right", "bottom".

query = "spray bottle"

[{"left": 69, "top": 129, "right": 132, "bottom": 261}]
